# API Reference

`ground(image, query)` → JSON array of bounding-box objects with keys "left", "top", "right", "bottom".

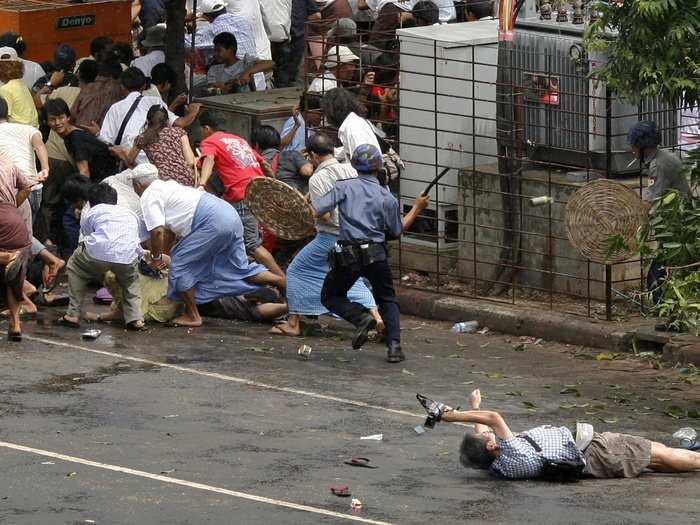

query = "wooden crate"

[{"left": 0, "top": 0, "right": 132, "bottom": 63}]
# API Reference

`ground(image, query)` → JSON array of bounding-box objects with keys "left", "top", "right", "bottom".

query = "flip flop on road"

[
  {"left": 330, "top": 485, "right": 351, "bottom": 497},
  {"left": 343, "top": 457, "right": 378, "bottom": 469}
]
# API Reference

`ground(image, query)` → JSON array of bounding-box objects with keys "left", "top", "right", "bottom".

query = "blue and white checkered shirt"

[{"left": 490, "top": 426, "right": 585, "bottom": 479}]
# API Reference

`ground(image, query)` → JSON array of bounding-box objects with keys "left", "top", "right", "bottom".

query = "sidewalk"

[{"left": 397, "top": 286, "right": 700, "bottom": 365}]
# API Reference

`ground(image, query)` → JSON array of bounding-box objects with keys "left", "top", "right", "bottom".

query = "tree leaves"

[{"left": 584, "top": 0, "right": 700, "bottom": 107}]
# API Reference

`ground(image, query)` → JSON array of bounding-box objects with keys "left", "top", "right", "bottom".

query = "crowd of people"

[{"left": 0, "top": 0, "right": 475, "bottom": 361}]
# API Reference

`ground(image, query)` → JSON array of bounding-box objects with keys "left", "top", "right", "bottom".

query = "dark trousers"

[
  {"left": 271, "top": 36, "right": 305, "bottom": 88},
  {"left": 321, "top": 258, "right": 400, "bottom": 346},
  {"left": 38, "top": 159, "right": 73, "bottom": 245},
  {"left": 646, "top": 260, "right": 666, "bottom": 305}
]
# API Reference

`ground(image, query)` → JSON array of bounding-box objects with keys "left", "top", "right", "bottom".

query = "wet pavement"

[{"left": 1, "top": 312, "right": 699, "bottom": 524}]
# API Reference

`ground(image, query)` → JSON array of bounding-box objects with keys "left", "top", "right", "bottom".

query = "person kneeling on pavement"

[
  {"left": 434, "top": 389, "right": 700, "bottom": 480},
  {"left": 93, "top": 252, "right": 287, "bottom": 325},
  {"left": 55, "top": 183, "right": 146, "bottom": 331}
]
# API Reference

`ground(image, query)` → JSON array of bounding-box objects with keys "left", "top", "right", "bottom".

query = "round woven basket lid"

[
  {"left": 245, "top": 177, "right": 315, "bottom": 240},
  {"left": 565, "top": 179, "right": 647, "bottom": 264}
]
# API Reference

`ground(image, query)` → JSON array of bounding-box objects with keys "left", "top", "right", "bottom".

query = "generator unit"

[{"left": 512, "top": 14, "right": 679, "bottom": 174}]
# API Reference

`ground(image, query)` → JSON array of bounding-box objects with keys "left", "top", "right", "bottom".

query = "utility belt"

[{"left": 329, "top": 241, "right": 387, "bottom": 270}]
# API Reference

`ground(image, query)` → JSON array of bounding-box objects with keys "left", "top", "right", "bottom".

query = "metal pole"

[
  {"left": 189, "top": 0, "right": 197, "bottom": 102},
  {"left": 605, "top": 264, "right": 612, "bottom": 321}
]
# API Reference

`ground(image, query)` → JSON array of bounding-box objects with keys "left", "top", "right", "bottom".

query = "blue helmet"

[
  {"left": 627, "top": 120, "right": 660, "bottom": 149},
  {"left": 350, "top": 143, "right": 383, "bottom": 173}
]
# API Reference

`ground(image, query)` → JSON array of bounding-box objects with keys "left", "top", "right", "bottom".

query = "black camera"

[{"left": 416, "top": 393, "right": 448, "bottom": 429}]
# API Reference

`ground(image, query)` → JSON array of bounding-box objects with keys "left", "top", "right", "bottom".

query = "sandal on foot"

[
  {"left": 7, "top": 331, "right": 22, "bottom": 342},
  {"left": 53, "top": 316, "right": 80, "bottom": 329},
  {"left": 268, "top": 324, "right": 299, "bottom": 336},
  {"left": 126, "top": 321, "right": 147, "bottom": 331}
]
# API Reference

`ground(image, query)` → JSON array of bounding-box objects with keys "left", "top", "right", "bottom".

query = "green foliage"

[
  {"left": 584, "top": 0, "right": 700, "bottom": 107},
  {"left": 636, "top": 149, "right": 700, "bottom": 333}
]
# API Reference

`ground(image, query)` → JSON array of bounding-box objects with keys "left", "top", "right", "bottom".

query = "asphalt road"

[{"left": 1, "top": 311, "right": 699, "bottom": 525}]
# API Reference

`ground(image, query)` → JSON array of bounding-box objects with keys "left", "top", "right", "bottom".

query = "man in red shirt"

[{"left": 198, "top": 111, "right": 284, "bottom": 278}]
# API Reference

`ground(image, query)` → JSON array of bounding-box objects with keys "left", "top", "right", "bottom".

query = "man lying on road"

[{"left": 437, "top": 389, "right": 700, "bottom": 479}]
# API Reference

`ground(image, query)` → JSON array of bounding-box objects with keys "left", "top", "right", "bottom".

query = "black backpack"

[{"left": 521, "top": 435, "right": 584, "bottom": 483}]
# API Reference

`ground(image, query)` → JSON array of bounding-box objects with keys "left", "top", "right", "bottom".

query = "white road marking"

[
  {"left": 0, "top": 440, "right": 394, "bottom": 525},
  {"left": 24, "top": 335, "right": 430, "bottom": 420}
]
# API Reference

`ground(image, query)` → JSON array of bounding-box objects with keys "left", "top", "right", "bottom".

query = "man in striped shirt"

[{"left": 55, "top": 183, "right": 145, "bottom": 331}]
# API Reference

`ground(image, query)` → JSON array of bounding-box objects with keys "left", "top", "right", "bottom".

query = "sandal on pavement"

[
  {"left": 343, "top": 457, "right": 378, "bottom": 469},
  {"left": 7, "top": 331, "right": 22, "bottom": 342}
]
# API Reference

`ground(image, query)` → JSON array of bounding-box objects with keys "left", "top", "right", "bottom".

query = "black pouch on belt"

[{"left": 360, "top": 243, "right": 387, "bottom": 265}]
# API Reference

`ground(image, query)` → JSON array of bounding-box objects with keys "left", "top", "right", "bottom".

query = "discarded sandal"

[
  {"left": 330, "top": 485, "right": 351, "bottom": 497},
  {"left": 343, "top": 457, "right": 378, "bottom": 469}
]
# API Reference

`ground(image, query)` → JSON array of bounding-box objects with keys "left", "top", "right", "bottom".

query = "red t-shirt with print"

[{"left": 199, "top": 131, "right": 263, "bottom": 203}]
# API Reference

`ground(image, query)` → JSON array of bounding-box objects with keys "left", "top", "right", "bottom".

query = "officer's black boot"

[
  {"left": 352, "top": 314, "right": 377, "bottom": 349},
  {"left": 386, "top": 341, "right": 405, "bottom": 363}
]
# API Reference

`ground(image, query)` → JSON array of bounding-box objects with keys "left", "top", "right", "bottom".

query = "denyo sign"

[{"left": 56, "top": 14, "right": 97, "bottom": 30}]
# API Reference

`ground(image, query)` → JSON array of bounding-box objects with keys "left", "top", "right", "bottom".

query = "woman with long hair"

[{"left": 113, "top": 105, "right": 196, "bottom": 186}]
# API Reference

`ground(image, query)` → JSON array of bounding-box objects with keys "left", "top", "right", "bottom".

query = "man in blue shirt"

[
  {"left": 312, "top": 143, "right": 429, "bottom": 363},
  {"left": 437, "top": 389, "right": 700, "bottom": 479}
]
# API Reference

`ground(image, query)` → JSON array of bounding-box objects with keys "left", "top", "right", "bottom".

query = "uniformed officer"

[
  {"left": 628, "top": 120, "right": 690, "bottom": 327},
  {"left": 628, "top": 120, "right": 688, "bottom": 209},
  {"left": 312, "top": 143, "right": 430, "bottom": 363}
]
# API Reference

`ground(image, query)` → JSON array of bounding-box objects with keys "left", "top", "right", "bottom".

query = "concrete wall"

[{"left": 457, "top": 164, "right": 642, "bottom": 300}]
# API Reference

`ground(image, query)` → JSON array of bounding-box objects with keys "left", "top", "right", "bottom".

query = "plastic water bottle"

[
  {"left": 672, "top": 427, "right": 697, "bottom": 449},
  {"left": 451, "top": 321, "right": 479, "bottom": 334}
]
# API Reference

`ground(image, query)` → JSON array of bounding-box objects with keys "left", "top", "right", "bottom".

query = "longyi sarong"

[
  {"left": 287, "top": 231, "right": 376, "bottom": 316},
  {"left": 168, "top": 193, "right": 266, "bottom": 303}
]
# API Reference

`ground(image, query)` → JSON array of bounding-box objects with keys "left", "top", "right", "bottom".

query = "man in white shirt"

[
  {"left": 131, "top": 25, "right": 166, "bottom": 77},
  {"left": 0, "top": 96, "right": 49, "bottom": 218},
  {"left": 94, "top": 67, "right": 200, "bottom": 163},
  {"left": 308, "top": 45, "right": 359, "bottom": 94},
  {"left": 322, "top": 87, "right": 381, "bottom": 161},
  {"left": 258, "top": 0, "right": 292, "bottom": 87},
  {"left": 227, "top": 0, "right": 273, "bottom": 68},
  {"left": 55, "top": 183, "right": 145, "bottom": 330},
  {"left": 131, "top": 163, "right": 285, "bottom": 328}
]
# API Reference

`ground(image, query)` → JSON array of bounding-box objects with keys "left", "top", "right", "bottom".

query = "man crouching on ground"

[{"left": 441, "top": 389, "right": 700, "bottom": 479}]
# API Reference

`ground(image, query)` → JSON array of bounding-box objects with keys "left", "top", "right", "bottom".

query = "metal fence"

[{"left": 305, "top": 15, "right": 689, "bottom": 320}]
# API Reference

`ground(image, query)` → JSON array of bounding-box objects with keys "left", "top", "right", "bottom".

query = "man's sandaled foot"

[
  {"left": 126, "top": 320, "right": 147, "bottom": 331},
  {"left": 269, "top": 323, "right": 300, "bottom": 336},
  {"left": 165, "top": 315, "right": 202, "bottom": 328},
  {"left": 53, "top": 315, "right": 80, "bottom": 328},
  {"left": 84, "top": 310, "right": 124, "bottom": 323}
]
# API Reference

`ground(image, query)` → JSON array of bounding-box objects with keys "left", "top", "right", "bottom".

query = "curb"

[
  {"left": 397, "top": 287, "right": 634, "bottom": 351},
  {"left": 662, "top": 342, "right": 700, "bottom": 367}
]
